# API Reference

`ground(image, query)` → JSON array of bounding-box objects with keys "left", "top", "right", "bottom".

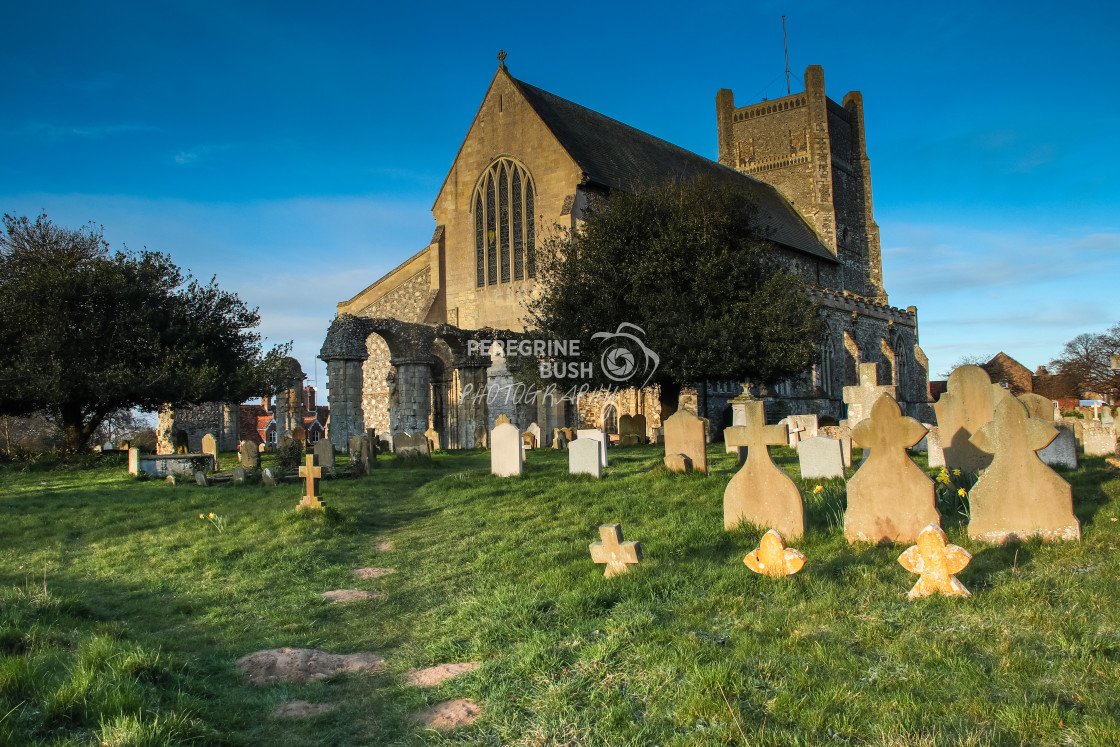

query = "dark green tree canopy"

[
  {"left": 517, "top": 177, "right": 823, "bottom": 403},
  {"left": 0, "top": 213, "right": 292, "bottom": 452}
]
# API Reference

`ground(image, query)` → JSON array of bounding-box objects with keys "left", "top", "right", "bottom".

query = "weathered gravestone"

[
  {"left": 1018, "top": 393, "right": 1054, "bottom": 421},
  {"left": 490, "top": 423, "right": 522, "bottom": 477},
  {"left": 780, "top": 417, "right": 806, "bottom": 449},
  {"left": 664, "top": 453, "right": 692, "bottom": 472},
  {"left": 292, "top": 426, "right": 307, "bottom": 444},
  {"left": 663, "top": 411, "right": 706, "bottom": 473},
  {"left": 577, "top": 429, "right": 608, "bottom": 468},
  {"left": 744, "top": 529, "right": 805, "bottom": 578},
  {"left": 846, "top": 395, "right": 938, "bottom": 544},
  {"left": 618, "top": 414, "right": 635, "bottom": 439},
  {"left": 843, "top": 363, "right": 896, "bottom": 428},
  {"left": 194, "top": 470, "right": 209, "bottom": 487},
  {"left": 569, "top": 438, "right": 601, "bottom": 478},
  {"left": 968, "top": 397, "right": 1080, "bottom": 543},
  {"left": 589, "top": 524, "right": 642, "bottom": 578},
  {"left": 201, "top": 433, "right": 219, "bottom": 471},
  {"left": 619, "top": 435, "right": 641, "bottom": 447},
  {"left": 128, "top": 447, "right": 140, "bottom": 475},
  {"left": 494, "top": 414, "right": 511, "bottom": 426},
  {"left": 1038, "top": 424, "right": 1078, "bottom": 469},
  {"left": 722, "top": 401, "right": 802, "bottom": 538},
  {"left": 1084, "top": 421, "right": 1118, "bottom": 456},
  {"left": 934, "top": 365, "right": 1000, "bottom": 473},
  {"left": 239, "top": 440, "right": 260, "bottom": 469},
  {"left": 798, "top": 437, "right": 845, "bottom": 480},
  {"left": 1102, "top": 407, "right": 1115, "bottom": 426},
  {"left": 819, "top": 424, "right": 853, "bottom": 467},
  {"left": 424, "top": 427, "right": 440, "bottom": 453},
  {"left": 563, "top": 427, "right": 576, "bottom": 442},
  {"left": 314, "top": 439, "right": 336, "bottom": 475},
  {"left": 527, "top": 422, "right": 541, "bottom": 449},
  {"left": 631, "top": 414, "right": 647, "bottom": 441},
  {"left": 261, "top": 468, "right": 277, "bottom": 487},
  {"left": 552, "top": 428, "right": 567, "bottom": 450},
  {"left": 522, "top": 432, "right": 535, "bottom": 451},
  {"left": 231, "top": 466, "right": 248, "bottom": 484},
  {"left": 394, "top": 432, "right": 430, "bottom": 459},
  {"left": 348, "top": 434, "right": 372, "bottom": 475},
  {"left": 473, "top": 424, "right": 488, "bottom": 450},
  {"left": 898, "top": 524, "right": 972, "bottom": 600},
  {"left": 297, "top": 454, "right": 324, "bottom": 510}
]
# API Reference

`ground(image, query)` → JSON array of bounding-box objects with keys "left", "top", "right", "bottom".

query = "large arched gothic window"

[{"left": 473, "top": 158, "right": 536, "bottom": 287}]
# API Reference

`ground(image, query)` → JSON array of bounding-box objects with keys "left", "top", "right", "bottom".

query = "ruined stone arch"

[
  {"left": 602, "top": 403, "right": 618, "bottom": 434},
  {"left": 473, "top": 156, "right": 536, "bottom": 287}
]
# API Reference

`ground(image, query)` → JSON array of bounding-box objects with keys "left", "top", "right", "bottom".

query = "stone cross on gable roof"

[
  {"left": 589, "top": 524, "right": 642, "bottom": 578},
  {"left": 497, "top": 50, "right": 507, "bottom": 69},
  {"left": 842, "top": 362, "right": 897, "bottom": 427},
  {"left": 723, "top": 400, "right": 804, "bottom": 538},
  {"left": 297, "top": 454, "right": 323, "bottom": 509}
]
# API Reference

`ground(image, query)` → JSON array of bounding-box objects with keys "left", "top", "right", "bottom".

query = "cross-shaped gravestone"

[
  {"left": 297, "top": 454, "right": 324, "bottom": 509},
  {"left": 968, "top": 397, "right": 1080, "bottom": 543},
  {"left": 1092, "top": 403, "right": 1102, "bottom": 421},
  {"left": 933, "top": 365, "right": 998, "bottom": 473},
  {"left": 787, "top": 421, "right": 805, "bottom": 448},
  {"left": 589, "top": 524, "right": 642, "bottom": 578},
  {"left": 723, "top": 400, "right": 804, "bottom": 538},
  {"left": 744, "top": 529, "right": 805, "bottom": 578},
  {"left": 842, "top": 362, "right": 897, "bottom": 428},
  {"left": 897, "top": 524, "right": 971, "bottom": 600},
  {"left": 846, "top": 394, "right": 938, "bottom": 544}
]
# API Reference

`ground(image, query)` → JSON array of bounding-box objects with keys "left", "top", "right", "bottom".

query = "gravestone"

[
  {"left": 819, "top": 424, "right": 852, "bottom": 467},
  {"left": 589, "top": 524, "right": 642, "bottom": 578},
  {"left": 663, "top": 411, "right": 706, "bottom": 473},
  {"left": 632, "top": 414, "right": 647, "bottom": 441},
  {"left": 562, "top": 427, "right": 576, "bottom": 441},
  {"left": 897, "top": 524, "right": 971, "bottom": 600},
  {"left": 297, "top": 454, "right": 324, "bottom": 509},
  {"left": 618, "top": 414, "right": 635, "bottom": 438},
  {"left": 797, "top": 437, "right": 845, "bottom": 480},
  {"left": 292, "top": 426, "right": 307, "bottom": 444},
  {"left": 933, "top": 365, "right": 999, "bottom": 473},
  {"left": 619, "top": 434, "right": 641, "bottom": 446},
  {"left": 842, "top": 363, "right": 896, "bottom": 428},
  {"left": 128, "top": 447, "right": 140, "bottom": 475},
  {"left": 924, "top": 425, "right": 945, "bottom": 468},
  {"left": 846, "top": 395, "right": 938, "bottom": 544},
  {"left": 780, "top": 417, "right": 806, "bottom": 448},
  {"left": 490, "top": 423, "right": 522, "bottom": 477},
  {"left": 968, "top": 397, "right": 1080, "bottom": 543},
  {"left": 744, "top": 529, "right": 805, "bottom": 577},
  {"left": 348, "top": 434, "right": 371, "bottom": 475},
  {"left": 527, "top": 423, "right": 541, "bottom": 449},
  {"left": 552, "top": 428, "right": 567, "bottom": 450},
  {"left": 261, "top": 468, "right": 277, "bottom": 487},
  {"left": 664, "top": 453, "right": 692, "bottom": 472},
  {"left": 1038, "top": 424, "right": 1078, "bottom": 469},
  {"left": 1084, "top": 421, "right": 1118, "bottom": 456},
  {"left": 1018, "top": 393, "right": 1054, "bottom": 421},
  {"left": 194, "top": 470, "right": 209, "bottom": 487},
  {"left": 577, "top": 429, "right": 608, "bottom": 467},
  {"left": 722, "top": 401, "right": 802, "bottom": 538},
  {"left": 569, "top": 438, "right": 602, "bottom": 478},
  {"left": 231, "top": 466, "right": 248, "bottom": 484},
  {"left": 394, "top": 432, "right": 430, "bottom": 459},
  {"left": 201, "top": 433, "right": 219, "bottom": 471},
  {"left": 522, "top": 432, "right": 535, "bottom": 451},
  {"left": 258, "top": 442, "right": 266, "bottom": 453},
  {"left": 1102, "top": 407, "right": 1115, "bottom": 426},
  {"left": 424, "top": 427, "right": 440, "bottom": 453},
  {"left": 473, "top": 424, "right": 488, "bottom": 449},
  {"left": 239, "top": 440, "right": 260, "bottom": 469},
  {"left": 494, "top": 414, "right": 511, "bottom": 426},
  {"left": 314, "top": 439, "right": 336, "bottom": 475}
]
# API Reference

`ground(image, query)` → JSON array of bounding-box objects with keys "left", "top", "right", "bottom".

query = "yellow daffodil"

[
  {"left": 813, "top": 485, "right": 824, "bottom": 494},
  {"left": 957, "top": 488, "right": 966, "bottom": 498},
  {"left": 953, "top": 469, "right": 961, "bottom": 476},
  {"left": 199, "top": 514, "right": 204, "bottom": 519},
  {"left": 208, "top": 512, "right": 216, "bottom": 519}
]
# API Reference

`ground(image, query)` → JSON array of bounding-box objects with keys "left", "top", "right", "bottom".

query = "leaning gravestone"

[
  {"left": 1084, "top": 421, "right": 1118, "bottom": 456},
  {"left": 843, "top": 363, "right": 897, "bottom": 428},
  {"left": 1038, "top": 424, "right": 1078, "bottom": 469},
  {"left": 846, "top": 395, "right": 939, "bottom": 544},
  {"left": 314, "top": 439, "right": 336, "bottom": 475},
  {"left": 798, "top": 437, "right": 845, "bottom": 480},
  {"left": 934, "top": 365, "right": 998, "bottom": 473},
  {"left": 569, "top": 438, "right": 601, "bottom": 478},
  {"left": 722, "top": 400, "right": 802, "bottom": 538},
  {"left": 490, "top": 423, "right": 522, "bottom": 477},
  {"left": 576, "top": 429, "right": 608, "bottom": 468},
  {"left": 552, "top": 429, "right": 567, "bottom": 450},
  {"left": 663, "top": 411, "right": 706, "bottom": 473},
  {"left": 240, "top": 440, "right": 260, "bottom": 469},
  {"left": 424, "top": 427, "right": 440, "bottom": 453},
  {"left": 527, "top": 423, "right": 541, "bottom": 449},
  {"left": 968, "top": 397, "right": 1080, "bottom": 543},
  {"left": 202, "top": 433, "right": 219, "bottom": 471}
]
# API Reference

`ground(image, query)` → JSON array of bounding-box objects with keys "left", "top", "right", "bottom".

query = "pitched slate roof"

[{"left": 511, "top": 76, "right": 836, "bottom": 262}]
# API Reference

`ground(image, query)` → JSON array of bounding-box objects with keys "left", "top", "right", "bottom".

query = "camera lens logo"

[{"left": 591, "top": 323, "right": 659, "bottom": 387}]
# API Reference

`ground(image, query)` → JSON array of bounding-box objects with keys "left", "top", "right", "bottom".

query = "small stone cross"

[
  {"left": 1092, "top": 403, "right": 1102, "bottom": 421},
  {"left": 724, "top": 403, "right": 788, "bottom": 457},
  {"left": 897, "top": 524, "right": 971, "bottom": 599},
  {"left": 744, "top": 529, "right": 805, "bottom": 577},
  {"left": 842, "top": 362, "right": 897, "bottom": 427},
  {"left": 497, "top": 50, "right": 507, "bottom": 68},
  {"left": 297, "top": 454, "right": 323, "bottom": 509},
  {"left": 589, "top": 524, "right": 642, "bottom": 578},
  {"left": 787, "top": 422, "right": 805, "bottom": 448}
]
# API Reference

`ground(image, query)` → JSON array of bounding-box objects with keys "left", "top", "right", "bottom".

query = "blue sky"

[{"left": 2, "top": 0, "right": 1117, "bottom": 392}]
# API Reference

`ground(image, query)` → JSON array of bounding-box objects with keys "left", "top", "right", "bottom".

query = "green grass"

[{"left": 0, "top": 445, "right": 1118, "bottom": 745}]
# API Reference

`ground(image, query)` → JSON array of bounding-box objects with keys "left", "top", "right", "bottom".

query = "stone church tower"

[{"left": 716, "top": 65, "right": 884, "bottom": 302}]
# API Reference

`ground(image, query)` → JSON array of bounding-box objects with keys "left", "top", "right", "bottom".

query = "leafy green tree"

[
  {"left": 518, "top": 177, "right": 823, "bottom": 412},
  {"left": 0, "top": 213, "right": 292, "bottom": 453}
]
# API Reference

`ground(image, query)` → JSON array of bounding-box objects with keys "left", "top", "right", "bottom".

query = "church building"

[{"left": 321, "top": 57, "right": 930, "bottom": 450}]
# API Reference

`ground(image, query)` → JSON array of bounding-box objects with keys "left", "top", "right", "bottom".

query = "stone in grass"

[
  {"left": 262, "top": 468, "right": 277, "bottom": 487},
  {"left": 897, "top": 524, "right": 971, "bottom": 600},
  {"left": 236, "top": 647, "right": 384, "bottom": 685},
  {"left": 376, "top": 541, "right": 393, "bottom": 552},
  {"left": 269, "top": 701, "right": 335, "bottom": 719},
  {"left": 403, "top": 661, "right": 481, "bottom": 687},
  {"left": 589, "top": 523, "right": 642, "bottom": 578},
  {"left": 321, "top": 589, "right": 386, "bottom": 603},
  {"left": 406, "top": 699, "right": 482, "bottom": 731},
  {"left": 194, "top": 470, "right": 209, "bottom": 487},
  {"left": 351, "top": 567, "right": 395, "bottom": 579},
  {"left": 744, "top": 529, "right": 805, "bottom": 578}
]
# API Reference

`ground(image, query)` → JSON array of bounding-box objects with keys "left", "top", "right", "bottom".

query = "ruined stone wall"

[{"left": 156, "top": 402, "right": 237, "bottom": 454}]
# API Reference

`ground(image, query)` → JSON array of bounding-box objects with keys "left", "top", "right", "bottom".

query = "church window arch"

[
  {"left": 473, "top": 158, "right": 537, "bottom": 287},
  {"left": 819, "top": 334, "right": 836, "bottom": 397}
]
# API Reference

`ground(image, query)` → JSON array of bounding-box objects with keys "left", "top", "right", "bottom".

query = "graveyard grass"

[{"left": 2, "top": 446, "right": 1119, "bottom": 746}]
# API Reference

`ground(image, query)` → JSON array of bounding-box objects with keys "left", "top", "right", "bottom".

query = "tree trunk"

[{"left": 59, "top": 404, "right": 104, "bottom": 454}]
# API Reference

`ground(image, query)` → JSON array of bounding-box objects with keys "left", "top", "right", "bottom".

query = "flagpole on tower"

[{"left": 783, "top": 16, "right": 791, "bottom": 96}]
